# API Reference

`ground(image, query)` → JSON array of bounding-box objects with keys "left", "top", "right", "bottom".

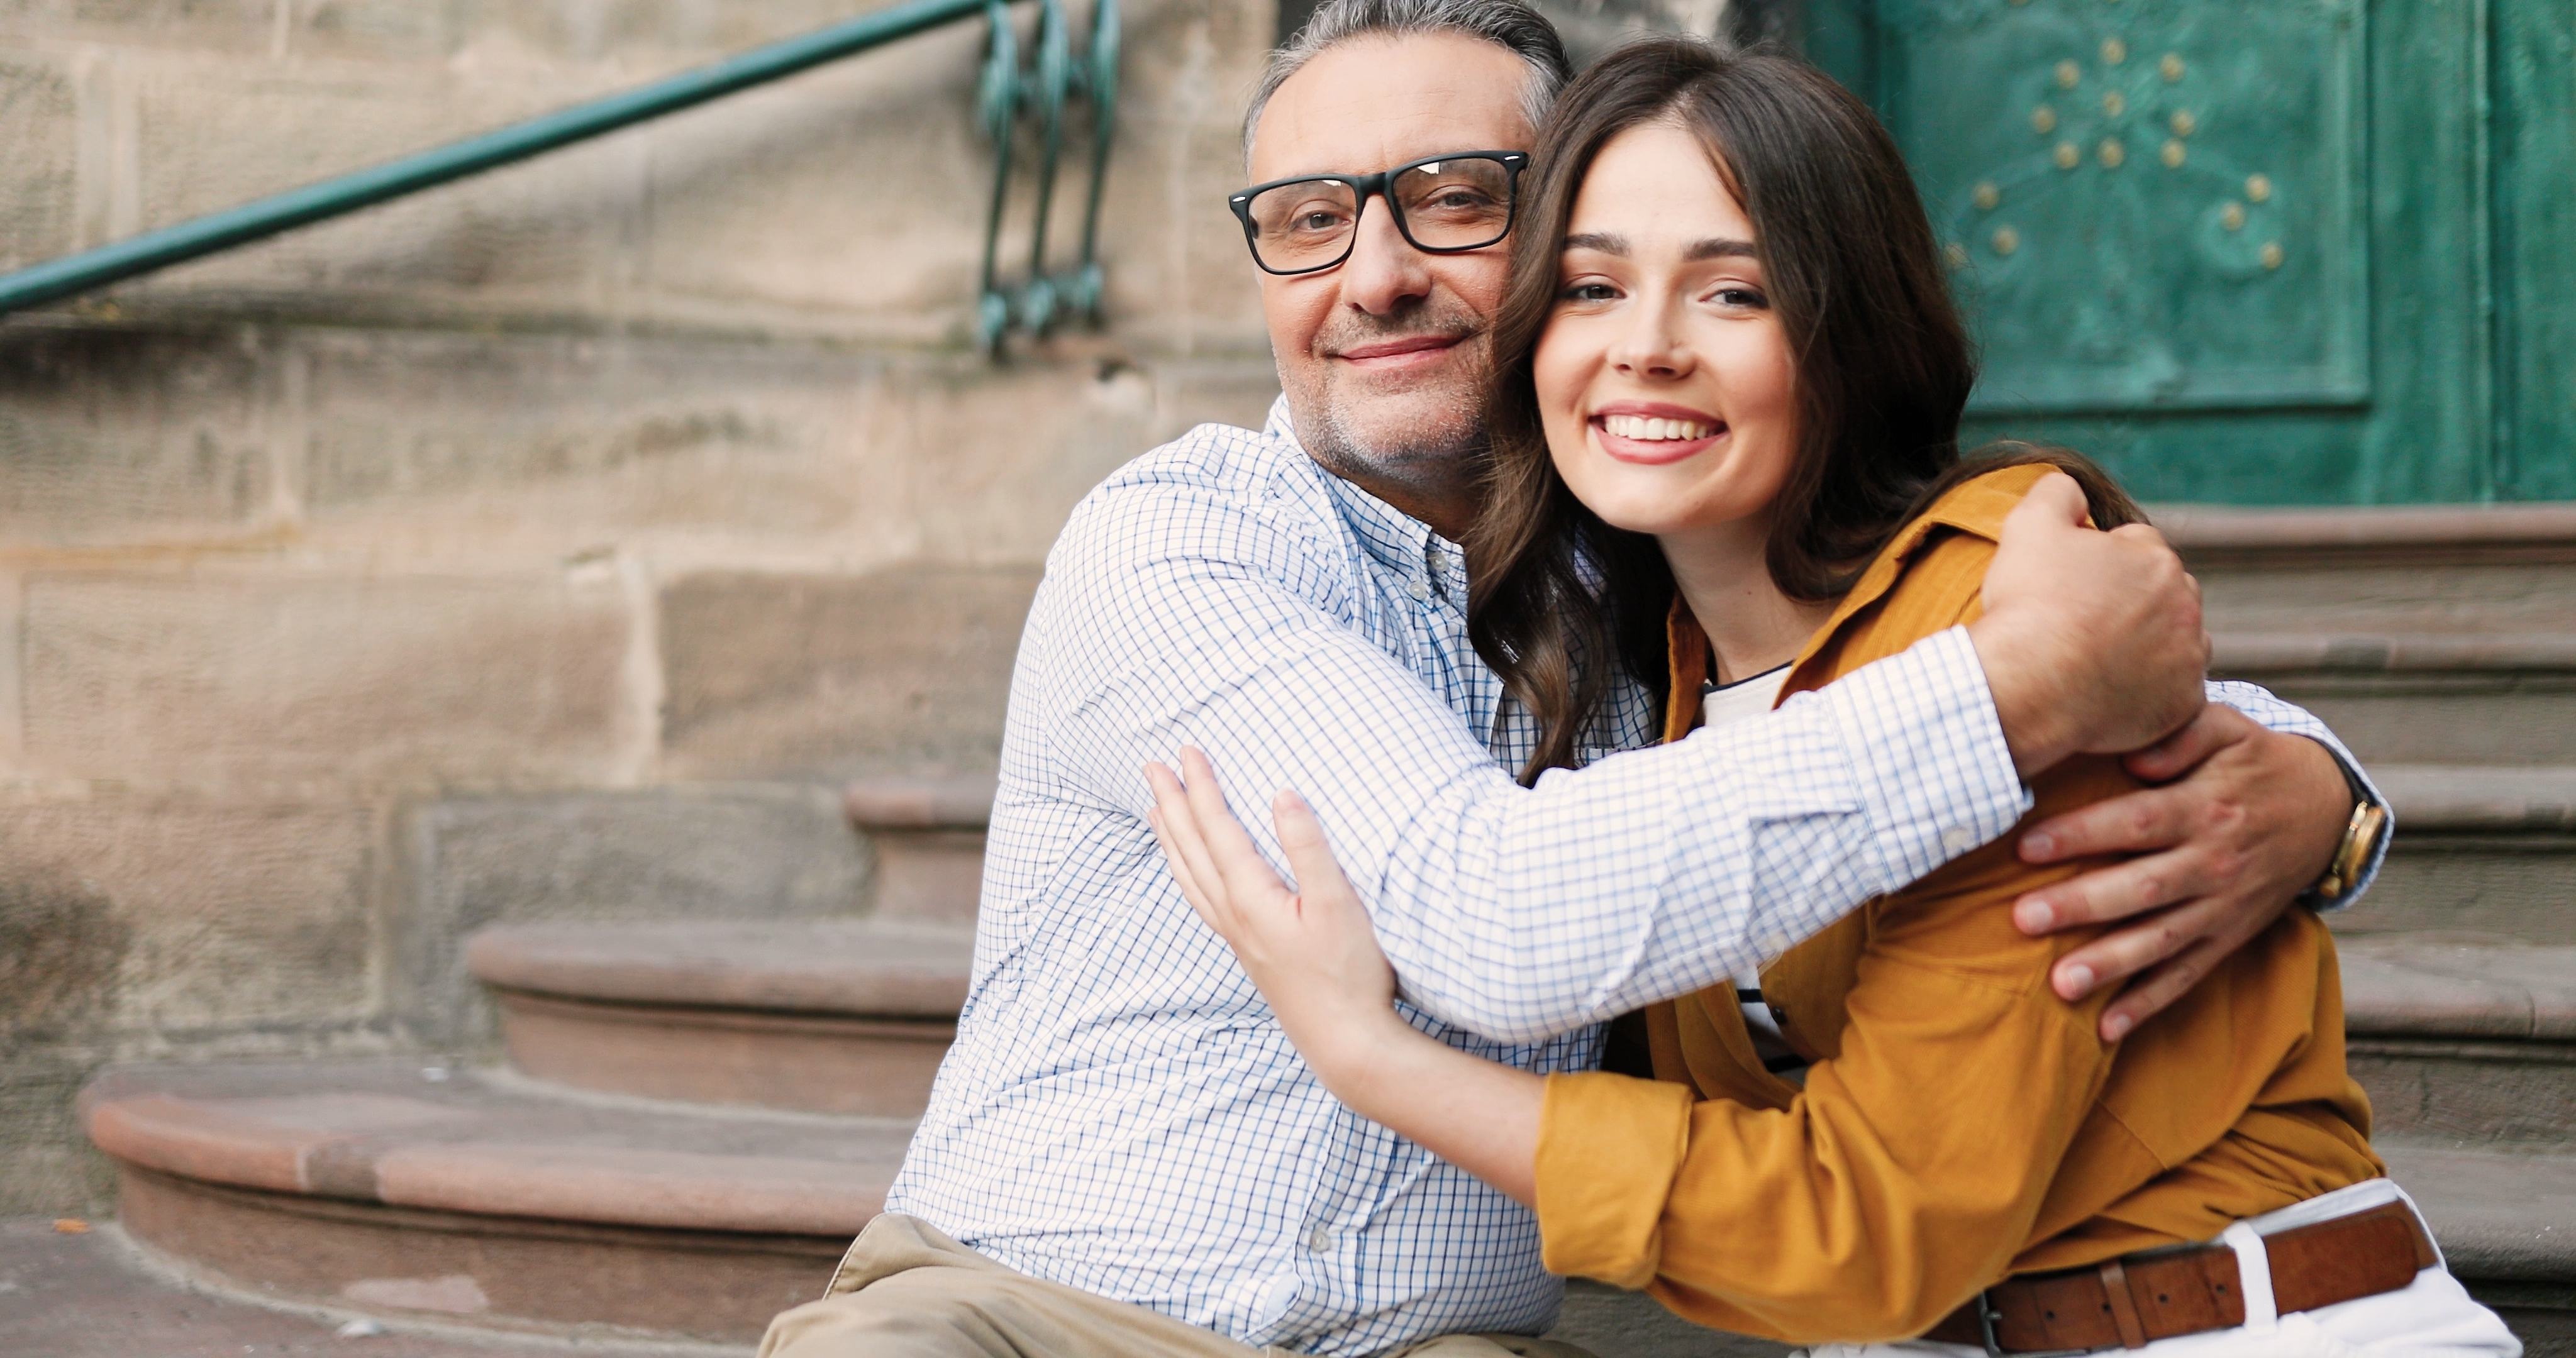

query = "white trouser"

[{"left": 1797, "top": 1180, "right": 2523, "bottom": 1358}]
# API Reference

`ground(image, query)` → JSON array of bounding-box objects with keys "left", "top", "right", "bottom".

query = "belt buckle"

[{"left": 1972, "top": 1289, "right": 2092, "bottom": 1358}]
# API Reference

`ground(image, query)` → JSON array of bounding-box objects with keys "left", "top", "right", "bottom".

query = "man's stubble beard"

[{"left": 1282, "top": 309, "right": 1495, "bottom": 516}]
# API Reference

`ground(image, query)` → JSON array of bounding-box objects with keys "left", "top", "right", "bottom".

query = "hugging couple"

[{"left": 763, "top": 3, "right": 2520, "bottom": 1356}]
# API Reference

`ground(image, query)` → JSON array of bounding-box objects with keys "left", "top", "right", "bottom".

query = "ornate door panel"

[
  {"left": 1883, "top": 0, "right": 2366, "bottom": 413},
  {"left": 1808, "top": 0, "right": 2555, "bottom": 505}
]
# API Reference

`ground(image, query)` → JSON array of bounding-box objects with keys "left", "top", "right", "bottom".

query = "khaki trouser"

[{"left": 759, "top": 1213, "right": 1604, "bottom": 1358}]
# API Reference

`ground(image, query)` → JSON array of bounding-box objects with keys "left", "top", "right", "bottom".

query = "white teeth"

[{"left": 1602, "top": 414, "right": 1714, "bottom": 441}]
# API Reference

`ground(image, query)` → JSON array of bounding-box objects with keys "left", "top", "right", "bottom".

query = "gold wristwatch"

[{"left": 2310, "top": 800, "right": 2389, "bottom": 902}]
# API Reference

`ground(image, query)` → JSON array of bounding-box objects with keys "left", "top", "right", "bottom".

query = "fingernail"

[
  {"left": 2023, "top": 831, "right": 2055, "bottom": 859},
  {"left": 2015, "top": 899, "right": 2052, "bottom": 932},
  {"left": 2102, "top": 1013, "right": 2133, "bottom": 1042},
  {"left": 2060, "top": 964, "right": 2094, "bottom": 998}
]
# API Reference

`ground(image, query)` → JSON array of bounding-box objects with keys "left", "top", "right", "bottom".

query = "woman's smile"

[{"left": 1591, "top": 401, "right": 1728, "bottom": 464}]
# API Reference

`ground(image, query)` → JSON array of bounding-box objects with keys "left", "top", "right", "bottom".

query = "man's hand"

[
  {"left": 1968, "top": 473, "right": 2211, "bottom": 778},
  {"left": 2013, "top": 703, "right": 2355, "bottom": 1041}
]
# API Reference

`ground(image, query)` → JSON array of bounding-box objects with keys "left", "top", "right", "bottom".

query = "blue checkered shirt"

[{"left": 884, "top": 399, "right": 2382, "bottom": 1355}]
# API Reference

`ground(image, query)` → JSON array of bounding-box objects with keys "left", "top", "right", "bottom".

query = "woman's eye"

[
  {"left": 1713, "top": 287, "right": 1770, "bottom": 309},
  {"left": 1561, "top": 282, "right": 1620, "bottom": 303}
]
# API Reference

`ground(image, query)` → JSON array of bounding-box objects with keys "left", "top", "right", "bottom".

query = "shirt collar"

[{"left": 1267, "top": 394, "right": 1462, "bottom": 589}]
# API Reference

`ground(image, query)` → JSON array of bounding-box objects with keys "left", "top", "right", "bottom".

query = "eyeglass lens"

[{"left": 1242, "top": 157, "right": 1515, "bottom": 272}]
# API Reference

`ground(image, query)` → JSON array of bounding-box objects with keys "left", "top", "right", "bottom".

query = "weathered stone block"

[
  {"left": 635, "top": 33, "right": 990, "bottom": 333},
  {"left": 0, "top": 325, "right": 276, "bottom": 542},
  {"left": 396, "top": 783, "right": 867, "bottom": 1041},
  {"left": 660, "top": 563, "right": 1039, "bottom": 780},
  {"left": 290, "top": 328, "right": 901, "bottom": 551},
  {"left": 0, "top": 54, "right": 75, "bottom": 270},
  {"left": 22, "top": 570, "right": 636, "bottom": 788},
  {"left": 0, "top": 795, "right": 376, "bottom": 1041},
  {"left": 888, "top": 356, "right": 1279, "bottom": 562}
]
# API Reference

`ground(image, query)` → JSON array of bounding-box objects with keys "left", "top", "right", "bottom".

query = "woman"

[{"left": 1143, "top": 38, "right": 2519, "bottom": 1357}]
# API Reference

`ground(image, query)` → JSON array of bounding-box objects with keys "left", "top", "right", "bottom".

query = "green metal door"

[{"left": 1806, "top": 0, "right": 2573, "bottom": 505}]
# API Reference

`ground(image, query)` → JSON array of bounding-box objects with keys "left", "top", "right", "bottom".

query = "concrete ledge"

[{"left": 465, "top": 920, "right": 972, "bottom": 1018}]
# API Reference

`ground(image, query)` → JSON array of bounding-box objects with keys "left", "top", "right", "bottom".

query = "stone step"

[
  {"left": 2341, "top": 937, "right": 2576, "bottom": 1154},
  {"left": 2342, "top": 765, "right": 2576, "bottom": 945},
  {"left": 76, "top": 1059, "right": 908, "bottom": 1343},
  {"left": 467, "top": 920, "right": 974, "bottom": 1117},
  {"left": 2171, "top": 502, "right": 2576, "bottom": 770},
  {"left": 2210, "top": 634, "right": 2576, "bottom": 767},
  {"left": 74, "top": 1058, "right": 2573, "bottom": 1350},
  {"left": 2379, "top": 1143, "right": 2576, "bottom": 1341},
  {"left": 843, "top": 773, "right": 996, "bottom": 927}
]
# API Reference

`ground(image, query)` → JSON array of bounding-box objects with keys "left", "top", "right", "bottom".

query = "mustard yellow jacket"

[{"left": 1534, "top": 464, "right": 2382, "bottom": 1344}]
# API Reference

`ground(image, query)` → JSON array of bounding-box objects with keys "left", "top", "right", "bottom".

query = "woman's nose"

[{"left": 1611, "top": 304, "right": 1692, "bottom": 378}]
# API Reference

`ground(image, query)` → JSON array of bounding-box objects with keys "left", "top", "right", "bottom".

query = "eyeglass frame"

[{"left": 1227, "top": 150, "right": 1532, "bottom": 277}]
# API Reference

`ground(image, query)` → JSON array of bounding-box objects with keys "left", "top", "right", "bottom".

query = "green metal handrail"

[
  {"left": 975, "top": 0, "right": 1119, "bottom": 350},
  {"left": 0, "top": 0, "right": 1119, "bottom": 354}
]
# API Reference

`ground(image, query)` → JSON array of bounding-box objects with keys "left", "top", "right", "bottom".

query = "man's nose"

[{"left": 1337, "top": 199, "right": 1434, "bottom": 315}]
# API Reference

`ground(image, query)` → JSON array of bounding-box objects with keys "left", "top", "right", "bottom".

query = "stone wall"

[{"left": 0, "top": 0, "right": 1282, "bottom": 1213}]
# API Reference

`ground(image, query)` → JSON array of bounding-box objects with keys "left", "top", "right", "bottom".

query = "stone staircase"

[
  {"left": 73, "top": 781, "right": 989, "bottom": 1347},
  {"left": 65, "top": 503, "right": 2576, "bottom": 1354},
  {"left": 2177, "top": 502, "right": 2576, "bottom": 1347}
]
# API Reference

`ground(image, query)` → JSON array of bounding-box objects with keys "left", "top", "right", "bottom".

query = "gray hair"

[{"left": 1243, "top": 0, "right": 1575, "bottom": 163}]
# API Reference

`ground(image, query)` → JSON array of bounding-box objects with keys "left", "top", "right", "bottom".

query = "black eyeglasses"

[{"left": 1228, "top": 150, "right": 1530, "bottom": 276}]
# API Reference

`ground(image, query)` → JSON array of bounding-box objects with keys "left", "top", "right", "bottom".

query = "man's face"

[{"left": 1247, "top": 34, "right": 1536, "bottom": 504}]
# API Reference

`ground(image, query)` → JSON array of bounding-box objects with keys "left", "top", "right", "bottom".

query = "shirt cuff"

[
  {"left": 2206, "top": 678, "right": 2392, "bottom": 908},
  {"left": 1811, "top": 626, "right": 2035, "bottom": 895},
  {"left": 1536, "top": 1072, "right": 1696, "bottom": 1289}
]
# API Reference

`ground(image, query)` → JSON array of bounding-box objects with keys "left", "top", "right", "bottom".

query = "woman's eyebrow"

[{"left": 1558, "top": 233, "right": 1758, "bottom": 260}]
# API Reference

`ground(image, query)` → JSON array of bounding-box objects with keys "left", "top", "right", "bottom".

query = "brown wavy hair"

[{"left": 1464, "top": 37, "right": 2140, "bottom": 784}]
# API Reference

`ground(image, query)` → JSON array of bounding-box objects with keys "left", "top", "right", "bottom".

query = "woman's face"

[{"left": 1533, "top": 121, "right": 1801, "bottom": 543}]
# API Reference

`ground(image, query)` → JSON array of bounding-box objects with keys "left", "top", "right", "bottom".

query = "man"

[{"left": 763, "top": 3, "right": 2384, "bottom": 1355}]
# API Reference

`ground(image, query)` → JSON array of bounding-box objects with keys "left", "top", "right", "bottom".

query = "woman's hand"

[
  {"left": 1143, "top": 747, "right": 1546, "bottom": 1207},
  {"left": 1143, "top": 748, "right": 1406, "bottom": 1071}
]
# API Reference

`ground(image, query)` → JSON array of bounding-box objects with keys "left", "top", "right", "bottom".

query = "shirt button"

[
  {"left": 1407, "top": 575, "right": 1431, "bottom": 602},
  {"left": 1941, "top": 825, "right": 1975, "bottom": 853},
  {"left": 1307, "top": 1225, "right": 1333, "bottom": 1252}
]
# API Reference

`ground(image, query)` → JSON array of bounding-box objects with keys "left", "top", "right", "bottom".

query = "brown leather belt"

[{"left": 1924, "top": 1201, "right": 2438, "bottom": 1354}]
